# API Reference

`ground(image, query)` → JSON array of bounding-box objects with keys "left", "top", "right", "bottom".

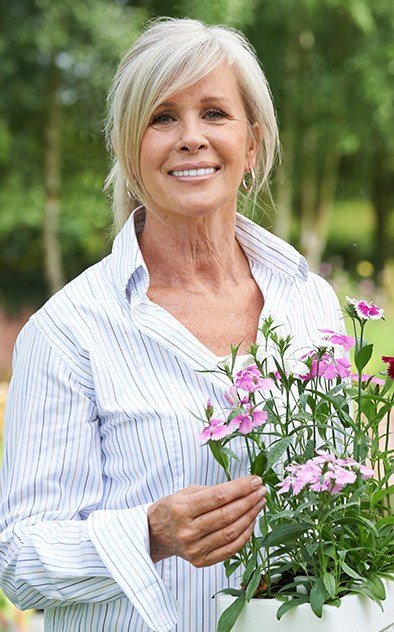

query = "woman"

[{"left": 0, "top": 18, "right": 344, "bottom": 632}]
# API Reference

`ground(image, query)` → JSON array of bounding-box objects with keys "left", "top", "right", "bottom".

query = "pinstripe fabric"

[{"left": 0, "top": 207, "right": 345, "bottom": 631}]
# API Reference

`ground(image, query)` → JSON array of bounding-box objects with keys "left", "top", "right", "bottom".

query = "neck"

[{"left": 137, "top": 207, "right": 251, "bottom": 293}]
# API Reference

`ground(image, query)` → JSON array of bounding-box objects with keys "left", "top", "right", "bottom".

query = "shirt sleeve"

[{"left": 0, "top": 321, "right": 179, "bottom": 632}]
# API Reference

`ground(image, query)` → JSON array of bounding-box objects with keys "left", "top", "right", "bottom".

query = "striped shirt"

[{"left": 0, "top": 207, "right": 345, "bottom": 631}]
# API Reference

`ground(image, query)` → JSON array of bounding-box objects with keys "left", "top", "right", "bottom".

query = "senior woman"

[{"left": 0, "top": 18, "right": 344, "bottom": 632}]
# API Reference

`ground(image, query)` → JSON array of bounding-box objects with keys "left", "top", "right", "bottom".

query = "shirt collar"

[{"left": 109, "top": 205, "right": 308, "bottom": 302}]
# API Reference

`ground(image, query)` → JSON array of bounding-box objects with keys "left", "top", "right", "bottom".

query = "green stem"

[{"left": 354, "top": 321, "right": 365, "bottom": 462}]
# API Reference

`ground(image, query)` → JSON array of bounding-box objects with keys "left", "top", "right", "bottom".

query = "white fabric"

[{"left": 0, "top": 207, "right": 345, "bottom": 631}]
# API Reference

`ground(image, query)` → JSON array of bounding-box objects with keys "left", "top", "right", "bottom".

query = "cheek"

[{"left": 214, "top": 130, "right": 250, "bottom": 164}]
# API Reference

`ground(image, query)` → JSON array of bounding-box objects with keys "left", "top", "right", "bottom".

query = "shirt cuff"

[{"left": 87, "top": 503, "right": 180, "bottom": 632}]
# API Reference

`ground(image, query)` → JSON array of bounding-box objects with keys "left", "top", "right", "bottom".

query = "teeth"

[{"left": 170, "top": 167, "right": 216, "bottom": 177}]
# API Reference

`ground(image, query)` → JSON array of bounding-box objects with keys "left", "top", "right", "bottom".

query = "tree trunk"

[
  {"left": 300, "top": 139, "right": 339, "bottom": 271},
  {"left": 299, "top": 126, "right": 318, "bottom": 268},
  {"left": 274, "top": 126, "right": 294, "bottom": 241},
  {"left": 273, "top": 26, "right": 300, "bottom": 242},
  {"left": 43, "top": 59, "right": 65, "bottom": 295},
  {"left": 372, "top": 145, "right": 391, "bottom": 279},
  {"left": 312, "top": 146, "right": 340, "bottom": 270}
]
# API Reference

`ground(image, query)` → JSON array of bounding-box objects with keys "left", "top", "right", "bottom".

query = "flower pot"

[{"left": 217, "top": 580, "right": 394, "bottom": 632}]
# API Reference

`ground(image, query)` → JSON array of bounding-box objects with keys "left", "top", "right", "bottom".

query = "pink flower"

[
  {"left": 329, "top": 464, "right": 357, "bottom": 487},
  {"left": 347, "top": 297, "right": 384, "bottom": 320},
  {"left": 253, "top": 409, "right": 268, "bottom": 427},
  {"left": 276, "top": 477, "right": 293, "bottom": 494},
  {"left": 231, "top": 412, "right": 254, "bottom": 434},
  {"left": 234, "top": 365, "right": 274, "bottom": 393},
  {"left": 301, "top": 353, "right": 351, "bottom": 380},
  {"left": 277, "top": 453, "right": 372, "bottom": 496},
  {"left": 310, "top": 476, "right": 332, "bottom": 493},
  {"left": 314, "top": 450, "right": 337, "bottom": 464},
  {"left": 223, "top": 386, "right": 239, "bottom": 406},
  {"left": 318, "top": 329, "right": 355, "bottom": 351},
  {"left": 230, "top": 407, "right": 268, "bottom": 435},
  {"left": 357, "top": 464, "right": 374, "bottom": 479},
  {"left": 335, "top": 456, "right": 357, "bottom": 467},
  {"left": 198, "top": 418, "right": 233, "bottom": 442},
  {"left": 382, "top": 356, "right": 394, "bottom": 380},
  {"left": 350, "top": 373, "right": 385, "bottom": 386}
]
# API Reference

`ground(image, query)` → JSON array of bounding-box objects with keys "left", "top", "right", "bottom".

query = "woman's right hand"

[{"left": 147, "top": 476, "right": 266, "bottom": 567}]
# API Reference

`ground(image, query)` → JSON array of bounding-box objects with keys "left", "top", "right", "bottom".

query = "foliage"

[
  {"left": 196, "top": 300, "right": 393, "bottom": 630},
  {"left": 1, "top": 0, "right": 394, "bottom": 308}
]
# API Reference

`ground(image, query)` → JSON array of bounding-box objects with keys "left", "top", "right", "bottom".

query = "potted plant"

[{"left": 196, "top": 298, "right": 394, "bottom": 632}]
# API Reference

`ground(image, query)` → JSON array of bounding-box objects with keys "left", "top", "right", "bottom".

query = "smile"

[{"left": 169, "top": 167, "right": 218, "bottom": 177}]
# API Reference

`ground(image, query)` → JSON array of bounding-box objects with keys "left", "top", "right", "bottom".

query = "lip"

[{"left": 167, "top": 163, "right": 220, "bottom": 173}]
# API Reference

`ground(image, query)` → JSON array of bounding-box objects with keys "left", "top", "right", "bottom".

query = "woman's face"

[{"left": 138, "top": 62, "right": 260, "bottom": 222}]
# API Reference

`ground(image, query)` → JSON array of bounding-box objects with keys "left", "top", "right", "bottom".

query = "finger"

[
  {"left": 192, "top": 487, "right": 266, "bottom": 536},
  {"left": 188, "top": 476, "right": 263, "bottom": 518},
  {"left": 194, "top": 495, "right": 264, "bottom": 554},
  {"left": 193, "top": 518, "right": 257, "bottom": 568}
]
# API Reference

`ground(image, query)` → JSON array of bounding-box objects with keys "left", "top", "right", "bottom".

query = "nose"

[{"left": 175, "top": 116, "right": 208, "bottom": 153}]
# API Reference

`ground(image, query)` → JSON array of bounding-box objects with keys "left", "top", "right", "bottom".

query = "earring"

[
  {"left": 242, "top": 168, "right": 255, "bottom": 192},
  {"left": 126, "top": 179, "right": 133, "bottom": 199}
]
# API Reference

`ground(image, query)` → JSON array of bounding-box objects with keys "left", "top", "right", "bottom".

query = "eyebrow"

[{"left": 156, "top": 96, "right": 233, "bottom": 108}]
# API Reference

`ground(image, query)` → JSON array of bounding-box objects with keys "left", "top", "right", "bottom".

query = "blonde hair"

[{"left": 105, "top": 17, "right": 279, "bottom": 231}]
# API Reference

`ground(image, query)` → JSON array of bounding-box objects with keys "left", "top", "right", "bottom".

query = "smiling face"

[{"left": 138, "top": 63, "right": 260, "bottom": 222}]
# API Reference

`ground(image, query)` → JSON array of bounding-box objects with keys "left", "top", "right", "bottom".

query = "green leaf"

[
  {"left": 338, "top": 560, "right": 364, "bottom": 581},
  {"left": 310, "top": 579, "right": 327, "bottom": 617},
  {"left": 208, "top": 441, "right": 229, "bottom": 471},
  {"left": 348, "top": 585, "right": 383, "bottom": 609},
  {"left": 214, "top": 588, "right": 244, "bottom": 598},
  {"left": 334, "top": 515, "right": 378, "bottom": 536},
  {"left": 262, "top": 468, "right": 280, "bottom": 487},
  {"left": 323, "top": 573, "right": 336, "bottom": 599},
  {"left": 264, "top": 437, "right": 293, "bottom": 473},
  {"left": 305, "top": 543, "right": 319, "bottom": 558},
  {"left": 225, "top": 560, "right": 242, "bottom": 579},
  {"left": 355, "top": 344, "right": 373, "bottom": 372},
  {"left": 276, "top": 596, "right": 309, "bottom": 620},
  {"left": 217, "top": 593, "right": 246, "bottom": 632},
  {"left": 245, "top": 569, "right": 261, "bottom": 602},
  {"left": 304, "top": 439, "right": 315, "bottom": 460},
  {"left": 250, "top": 450, "right": 267, "bottom": 476},
  {"left": 262, "top": 523, "right": 312, "bottom": 548},
  {"left": 221, "top": 447, "right": 241, "bottom": 463},
  {"left": 376, "top": 515, "right": 394, "bottom": 529},
  {"left": 366, "top": 575, "right": 386, "bottom": 600},
  {"left": 242, "top": 554, "right": 258, "bottom": 586}
]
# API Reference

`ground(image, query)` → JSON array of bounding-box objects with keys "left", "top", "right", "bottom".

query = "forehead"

[{"left": 158, "top": 63, "right": 244, "bottom": 108}]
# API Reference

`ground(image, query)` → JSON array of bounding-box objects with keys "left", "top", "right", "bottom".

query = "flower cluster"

[
  {"left": 198, "top": 402, "right": 268, "bottom": 440},
  {"left": 198, "top": 298, "right": 393, "bottom": 628},
  {"left": 277, "top": 451, "right": 374, "bottom": 496},
  {"left": 300, "top": 352, "right": 351, "bottom": 381},
  {"left": 234, "top": 365, "right": 274, "bottom": 393}
]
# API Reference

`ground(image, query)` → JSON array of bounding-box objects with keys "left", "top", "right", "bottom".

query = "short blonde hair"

[{"left": 105, "top": 17, "right": 279, "bottom": 231}]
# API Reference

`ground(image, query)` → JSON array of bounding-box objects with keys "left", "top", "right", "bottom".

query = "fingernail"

[
  {"left": 257, "top": 487, "right": 266, "bottom": 498},
  {"left": 250, "top": 476, "right": 261, "bottom": 488},
  {"left": 258, "top": 498, "right": 266, "bottom": 508}
]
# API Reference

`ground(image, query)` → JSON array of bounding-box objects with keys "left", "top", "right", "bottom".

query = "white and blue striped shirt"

[{"left": 0, "top": 207, "right": 344, "bottom": 631}]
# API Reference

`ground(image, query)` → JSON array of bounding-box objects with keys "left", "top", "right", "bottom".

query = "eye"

[
  {"left": 204, "top": 108, "right": 228, "bottom": 121},
  {"left": 150, "top": 112, "right": 174, "bottom": 125}
]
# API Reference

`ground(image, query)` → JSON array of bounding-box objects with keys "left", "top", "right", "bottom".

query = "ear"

[{"left": 246, "top": 122, "right": 262, "bottom": 171}]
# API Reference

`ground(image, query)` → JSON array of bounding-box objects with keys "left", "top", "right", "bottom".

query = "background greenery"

[{"left": 0, "top": 0, "right": 393, "bottom": 628}]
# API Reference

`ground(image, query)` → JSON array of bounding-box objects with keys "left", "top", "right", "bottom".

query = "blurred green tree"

[{"left": 0, "top": 0, "right": 146, "bottom": 306}]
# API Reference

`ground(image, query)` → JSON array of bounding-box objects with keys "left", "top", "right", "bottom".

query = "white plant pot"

[{"left": 217, "top": 580, "right": 394, "bottom": 632}]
